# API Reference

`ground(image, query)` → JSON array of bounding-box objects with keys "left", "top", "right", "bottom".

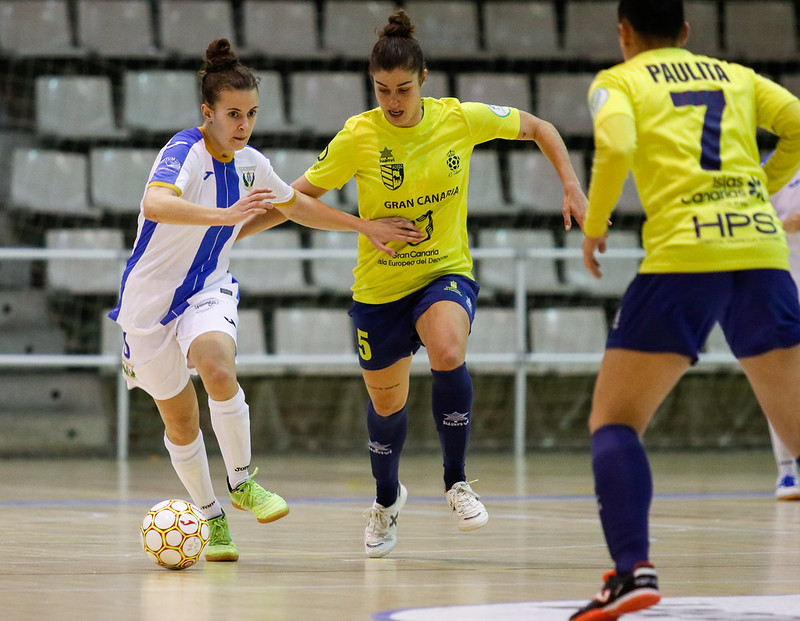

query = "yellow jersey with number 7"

[{"left": 587, "top": 47, "right": 799, "bottom": 273}]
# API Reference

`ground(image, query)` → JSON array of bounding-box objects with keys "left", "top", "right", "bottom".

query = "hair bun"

[
  {"left": 203, "top": 39, "right": 237, "bottom": 73},
  {"left": 380, "top": 9, "right": 415, "bottom": 38}
]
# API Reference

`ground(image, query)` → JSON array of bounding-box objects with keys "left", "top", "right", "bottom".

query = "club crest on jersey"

[
  {"left": 446, "top": 149, "right": 462, "bottom": 176},
  {"left": 241, "top": 167, "right": 256, "bottom": 189},
  {"left": 379, "top": 146, "right": 404, "bottom": 190}
]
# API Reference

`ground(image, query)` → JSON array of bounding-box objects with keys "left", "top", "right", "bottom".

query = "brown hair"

[
  {"left": 369, "top": 9, "right": 425, "bottom": 79},
  {"left": 198, "top": 39, "right": 259, "bottom": 106}
]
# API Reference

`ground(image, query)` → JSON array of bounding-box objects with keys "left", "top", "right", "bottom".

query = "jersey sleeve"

[
  {"left": 585, "top": 74, "right": 637, "bottom": 237},
  {"left": 258, "top": 152, "right": 297, "bottom": 206},
  {"left": 754, "top": 74, "right": 800, "bottom": 195},
  {"left": 459, "top": 101, "right": 521, "bottom": 143},
  {"left": 304, "top": 125, "right": 359, "bottom": 191},
  {"left": 147, "top": 129, "right": 203, "bottom": 196}
]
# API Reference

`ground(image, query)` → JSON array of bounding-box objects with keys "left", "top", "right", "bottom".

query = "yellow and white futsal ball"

[{"left": 141, "top": 499, "right": 209, "bottom": 569}]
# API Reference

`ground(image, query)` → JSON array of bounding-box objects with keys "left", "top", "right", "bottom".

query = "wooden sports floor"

[{"left": 1, "top": 451, "right": 798, "bottom": 620}]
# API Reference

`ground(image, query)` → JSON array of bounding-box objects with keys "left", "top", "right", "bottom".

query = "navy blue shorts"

[
  {"left": 607, "top": 269, "right": 800, "bottom": 362},
  {"left": 349, "top": 275, "right": 480, "bottom": 371}
]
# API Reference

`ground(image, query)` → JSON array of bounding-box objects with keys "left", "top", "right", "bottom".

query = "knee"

[
  {"left": 372, "top": 397, "right": 407, "bottom": 417},
  {"left": 163, "top": 415, "right": 200, "bottom": 445},
  {"left": 428, "top": 345, "right": 465, "bottom": 372},
  {"left": 198, "top": 360, "right": 237, "bottom": 395}
]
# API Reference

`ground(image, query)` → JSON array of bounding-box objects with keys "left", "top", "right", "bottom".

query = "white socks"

[
  {"left": 164, "top": 430, "right": 222, "bottom": 519},
  {"left": 768, "top": 421, "right": 798, "bottom": 477},
  {"left": 210, "top": 384, "right": 252, "bottom": 490}
]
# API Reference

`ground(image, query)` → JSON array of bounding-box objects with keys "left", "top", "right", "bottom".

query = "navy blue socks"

[
  {"left": 367, "top": 401, "right": 408, "bottom": 507},
  {"left": 431, "top": 363, "right": 473, "bottom": 491},
  {"left": 592, "top": 424, "right": 653, "bottom": 575}
]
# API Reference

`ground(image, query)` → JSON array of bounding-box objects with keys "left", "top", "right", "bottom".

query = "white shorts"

[{"left": 120, "top": 285, "right": 240, "bottom": 400}]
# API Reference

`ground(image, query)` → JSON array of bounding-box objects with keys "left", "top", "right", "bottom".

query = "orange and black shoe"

[{"left": 570, "top": 562, "right": 661, "bottom": 620}]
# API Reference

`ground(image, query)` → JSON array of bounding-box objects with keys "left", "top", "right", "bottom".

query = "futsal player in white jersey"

[
  {"left": 766, "top": 161, "right": 800, "bottom": 500},
  {"left": 109, "top": 39, "right": 423, "bottom": 562}
]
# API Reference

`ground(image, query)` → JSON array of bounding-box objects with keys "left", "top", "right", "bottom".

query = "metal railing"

[{"left": 0, "top": 245, "right": 738, "bottom": 459}]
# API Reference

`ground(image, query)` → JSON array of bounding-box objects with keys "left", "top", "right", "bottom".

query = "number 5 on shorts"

[{"left": 357, "top": 329, "right": 372, "bottom": 361}]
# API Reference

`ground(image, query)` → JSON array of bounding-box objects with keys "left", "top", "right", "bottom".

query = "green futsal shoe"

[
  {"left": 228, "top": 467, "right": 290, "bottom": 524},
  {"left": 204, "top": 511, "right": 239, "bottom": 562}
]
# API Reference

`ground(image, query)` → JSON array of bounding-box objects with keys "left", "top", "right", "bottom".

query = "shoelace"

[
  {"left": 233, "top": 467, "right": 272, "bottom": 504},
  {"left": 207, "top": 516, "right": 230, "bottom": 544},
  {"left": 363, "top": 506, "right": 391, "bottom": 534},
  {"left": 450, "top": 480, "right": 482, "bottom": 514}
]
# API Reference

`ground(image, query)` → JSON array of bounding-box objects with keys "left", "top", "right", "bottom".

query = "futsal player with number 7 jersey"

[{"left": 573, "top": 1, "right": 800, "bottom": 619}]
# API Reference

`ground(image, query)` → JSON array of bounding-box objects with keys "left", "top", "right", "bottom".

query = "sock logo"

[
  {"left": 234, "top": 465, "right": 250, "bottom": 472},
  {"left": 368, "top": 441, "right": 392, "bottom": 455},
  {"left": 442, "top": 411, "right": 470, "bottom": 427}
]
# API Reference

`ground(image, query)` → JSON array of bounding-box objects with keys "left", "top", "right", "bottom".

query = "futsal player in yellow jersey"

[
  {"left": 291, "top": 9, "right": 587, "bottom": 558},
  {"left": 573, "top": 1, "right": 800, "bottom": 619}
]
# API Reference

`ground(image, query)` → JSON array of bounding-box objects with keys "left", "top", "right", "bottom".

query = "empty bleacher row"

[
  {"left": 0, "top": 0, "right": 798, "bottom": 63},
  {"left": 2, "top": 0, "right": 798, "bottom": 366},
  {"left": 25, "top": 64, "right": 800, "bottom": 144},
  {"left": 11, "top": 144, "right": 643, "bottom": 219},
  {"left": 3, "top": 286, "right": 610, "bottom": 361}
]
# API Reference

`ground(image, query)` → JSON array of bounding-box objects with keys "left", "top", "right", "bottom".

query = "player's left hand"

[
  {"left": 582, "top": 234, "right": 607, "bottom": 279},
  {"left": 364, "top": 217, "right": 425, "bottom": 256}
]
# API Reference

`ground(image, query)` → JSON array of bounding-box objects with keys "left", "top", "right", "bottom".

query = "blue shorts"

[
  {"left": 608, "top": 269, "right": 800, "bottom": 362},
  {"left": 348, "top": 275, "right": 480, "bottom": 371}
]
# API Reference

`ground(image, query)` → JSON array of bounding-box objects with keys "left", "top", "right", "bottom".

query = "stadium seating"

[
  {"left": 455, "top": 73, "right": 532, "bottom": 111},
  {"left": 35, "top": 75, "right": 125, "bottom": 140},
  {"left": 508, "top": 150, "right": 587, "bottom": 214},
  {"left": 251, "top": 71, "right": 292, "bottom": 135},
  {"left": 0, "top": 290, "right": 51, "bottom": 330},
  {"left": 467, "top": 150, "right": 510, "bottom": 215},
  {"left": 404, "top": 1, "right": 481, "bottom": 59},
  {"left": 158, "top": 0, "right": 236, "bottom": 59},
  {"left": 467, "top": 307, "right": 520, "bottom": 362},
  {"left": 241, "top": 0, "right": 325, "bottom": 58},
  {"left": 563, "top": 1, "right": 621, "bottom": 62},
  {"left": 236, "top": 309, "right": 268, "bottom": 356},
  {"left": 289, "top": 71, "right": 367, "bottom": 134},
  {"left": 782, "top": 74, "right": 800, "bottom": 98},
  {"left": 89, "top": 147, "right": 159, "bottom": 214},
  {"left": 421, "top": 72, "right": 452, "bottom": 100},
  {"left": 0, "top": 0, "right": 79, "bottom": 57},
  {"left": 45, "top": 228, "right": 126, "bottom": 294},
  {"left": 230, "top": 228, "right": 314, "bottom": 295},
  {"left": 308, "top": 230, "right": 357, "bottom": 295},
  {"left": 684, "top": 1, "right": 723, "bottom": 58},
  {"left": 483, "top": 1, "right": 562, "bottom": 60},
  {"left": 529, "top": 306, "right": 607, "bottom": 373},
  {"left": 76, "top": 0, "right": 157, "bottom": 58},
  {"left": 122, "top": 70, "right": 201, "bottom": 133},
  {"left": 476, "top": 229, "right": 564, "bottom": 294},
  {"left": 11, "top": 148, "right": 94, "bottom": 217},
  {"left": 724, "top": 1, "right": 797, "bottom": 61},
  {"left": 563, "top": 229, "right": 641, "bottom": 297},
  {"left": 272, "top": 307, "right": 355, "bottom": 354},
  {"left": 322, "top": 1, "right": 397, "bottom": 58},
  {"left": 535, "top": 73, "right": 596, "bottom": 136}
]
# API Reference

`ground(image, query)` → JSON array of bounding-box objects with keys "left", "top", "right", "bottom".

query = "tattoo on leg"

[{"left": 366, "top": 383, "right": 401, "bottom": 391}]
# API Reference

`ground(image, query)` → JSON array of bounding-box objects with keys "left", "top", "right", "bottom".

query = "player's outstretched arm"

[
  {"left": 517, "top": 110, "right": 588, "bottom": 231},
  {"left": 143, "top": 185, "right": 275, "bottom": 226},
  {"left": 275, "top": 191, "right": 425, "bottom": 256}
]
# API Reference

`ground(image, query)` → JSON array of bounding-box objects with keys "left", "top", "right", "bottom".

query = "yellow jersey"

[
  {"left": 305, "top": 97, "right": 520, "bottom": 303},
  {"left": 586, "top": 47, "right": 800, "bottom": 273}
]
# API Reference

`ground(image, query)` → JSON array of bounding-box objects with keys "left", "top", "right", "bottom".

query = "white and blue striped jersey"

[{"left": 109, "top": 127, "right": 295, "bottom": 335}]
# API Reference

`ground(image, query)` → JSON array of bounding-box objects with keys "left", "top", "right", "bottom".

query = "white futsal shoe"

[
  {"left": 446, "top": 480, "right": 489, "bottom": 531},
  {"left": 364, "top": 483, "right": 408, "bottom": 558}
]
